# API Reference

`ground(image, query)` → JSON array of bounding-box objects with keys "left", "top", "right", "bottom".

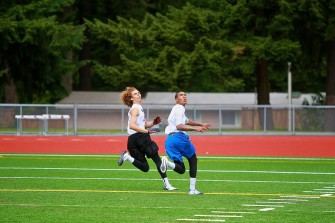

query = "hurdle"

[
  {"left": 15, "top": 114, "right": 70, "bottom": 135},
  {"left": 42, "top": 114, "right": 70, "bottom": 135}
]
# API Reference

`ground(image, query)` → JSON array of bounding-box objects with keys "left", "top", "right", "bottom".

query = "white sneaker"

[
  {"left": 118, "top": 151, "right": 127, "bottom": 166},
  {"left": 189, "top": 189, "right": 203, "bottom": 195},
  {"left": 160, "top": 156, "right": 168, "bottom": 173},
  {"left": 164, "top": 185, "right": 179, "bottom": 191}
]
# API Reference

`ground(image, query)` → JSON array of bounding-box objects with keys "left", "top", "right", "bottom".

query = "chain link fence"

[{"left": 0, "top": 103, "right": 334, "bottom": 135}]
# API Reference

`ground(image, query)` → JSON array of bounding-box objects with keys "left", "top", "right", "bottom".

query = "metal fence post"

[{"left": 74, "top": 104, "right": 78, "bottom": 136}]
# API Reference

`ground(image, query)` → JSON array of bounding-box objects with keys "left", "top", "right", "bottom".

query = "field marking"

[
  {"left": 1, "top": 166, "right": 334, "bottom": 176},
  {"left": 259, "top": 208, "right": 275, "bottom": 212},
  {"left": 194, "top": 214, "right": 243, "bottom": 218},
  {"left": 1, "top": 176, "right": 334, "bottom": 186},
  {"left": 313, "top": 188, "right": 335, "bottom": 191},
  {"left": 1, "top": 153, "right": 335, "bottom": 161},
  {"left": 303, "top": 191, "right": 335, "bottom": 194},
  {"left": 211, "top": 211, "right": 255, "bottom": 214},
  {"left": 1, "top": 188, "right": 332, "bottom": 198},
  {"left": 280, "top": 195, "right": 320, "bottom": 199},
  {"left": 194, "top": 214, "right": 242, "bottom": 218},
  {"left": 177, "top": 219, "right": 225, "bottom": 222},
  {"left": 0, "top": 202, "right": 227, "bottom": 211},
  {"left": 199, "top": 170, "right": 335, "bottom": 175},
  {"left": 242, "top": 204, "right": 284, "bottom": 207},
  {"left": 268, "top": 198, "right": 309, "bottom": 202},
  {"left": 256, "top": 201, "right": 296, "bottom": 204},
  {"left": 320, "top": 194, "right": 333, "bottom": 197}
]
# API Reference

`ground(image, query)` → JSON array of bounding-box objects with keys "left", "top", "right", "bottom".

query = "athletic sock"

[
  {"left": 125, "top": 153, "right": 134, "bottom": 163},
  {"left": 168, "top": 161, "right": 176, "bottom": 169},
  {"left": 163, "top": 177, "right": 172, "bottom": 188},
  {"left": 190, "top": 177, "right": 196, "bottom": 190}
]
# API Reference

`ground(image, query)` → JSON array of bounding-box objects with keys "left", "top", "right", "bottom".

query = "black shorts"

[{"left": 127, "top": 133, "right": 159, "bottom": 161}]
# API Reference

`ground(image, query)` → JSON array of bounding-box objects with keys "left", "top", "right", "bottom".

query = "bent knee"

[
  {"left": 142, "top": 166, "right": 150, "bottom": 172},
  {"left": 178, "top": 169, "right": 186, "bottom": 174}
]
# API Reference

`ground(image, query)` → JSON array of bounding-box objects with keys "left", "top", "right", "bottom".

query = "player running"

[
  {"left": 117, "top": 87, "right": 177, "bottom": 191},
  {"left": 160, "top": 91, "right": 212, "bottom": 195}
]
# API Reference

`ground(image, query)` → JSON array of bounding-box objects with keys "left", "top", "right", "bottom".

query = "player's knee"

[
  {"left": 142, "top": 167, "right": 149, "bottom": 172},
  {"left": 174, "top": 161, "right": 186, "bottom": 174},
  {"left": 179, "top": 168, "right": 186, "bottom": 174},
  {"left": 140, "top": 164, "right": 150, "bottom": 172}
]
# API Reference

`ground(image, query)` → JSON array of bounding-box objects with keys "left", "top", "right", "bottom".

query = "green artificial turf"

[{"left": 0, "top": 154, "right": 334, "bottom": 222}]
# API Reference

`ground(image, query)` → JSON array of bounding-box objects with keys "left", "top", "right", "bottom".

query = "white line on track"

[
  {"left": 177, "top": 219, "right": 225, "bottom": 222},
  {"left": 268, "top": 198, "right": 309, "bottom": 202},
  {"left": 0, "top": 202, "right": 223, "bottom": 210},
  {"left": 303, "top": 191, "right": 335, "bottom": 194},
  {"left": 194, "top": 215, "right": 242, "bottom": 218},
  {"left": 211, "top": 211, "right": 255, "bottom": 214},
  {"left": 198, "top": 170, "right": 335, "bottom": 175},
  {"left": 259, "top": 208, "right": 275, "bottom": 212},
  {"left": 320, "top": 194, "right": 333, "bottom": 197},
  {"left": 313, "top": 188, "right": 335, "bottom": 191},
  {"left": 1, "top": 176, "right": 334, "bottom": 186},
  {"left": 1, "top": 166, "right": 334, "bottom": 176},
  {"left": 242, "top": 204, "right": 284, "bottom": 207},
  {"left": 256, "top": 201, "right": 296, "bottom": 204},
  {"left": 280, "top": 195, "right": 320, "bottom": 199},
  {"left": 1, "top": 153, "right": 335, "bottom": 161}
]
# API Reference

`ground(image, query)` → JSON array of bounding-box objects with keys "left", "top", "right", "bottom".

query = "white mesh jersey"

[
  {"left": 127, "top": 104, "right": 145, "bottom": 135},
  {"left": 165, "top": 104, "right": 189, "bottom": 134}
]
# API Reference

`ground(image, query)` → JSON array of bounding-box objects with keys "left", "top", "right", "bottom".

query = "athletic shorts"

[
  {"left": 127, "top": 133, "right": 153, "bottom": 162},
  {"left": 164, "top": 132, "right": 196, "bottom": 162}
]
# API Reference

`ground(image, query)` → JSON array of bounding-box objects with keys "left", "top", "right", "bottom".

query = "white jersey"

[
  {"left": 127, "top": 104, "right": 145, "bottom": 135},
  {"left": 165, "top": 104, "right": 189, "bottom": 134}
]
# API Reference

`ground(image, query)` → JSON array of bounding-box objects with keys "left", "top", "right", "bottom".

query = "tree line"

[{"left": 1, "top": 0, "right": 334, "bottom": 107}]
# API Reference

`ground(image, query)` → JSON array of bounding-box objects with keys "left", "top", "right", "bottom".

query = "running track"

[{"left": 1, "top": 135, "right": 334, "bottom": 157}]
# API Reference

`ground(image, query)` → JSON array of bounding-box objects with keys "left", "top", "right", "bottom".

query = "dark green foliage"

[
  {"left": 0, "top": 0, "right": 84, "bottom": 103},
  {"left": 1, "top": 0, "right": 334, "bottom": 104}
]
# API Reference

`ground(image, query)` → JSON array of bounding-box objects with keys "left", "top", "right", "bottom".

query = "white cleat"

[
  {"left": 164, "top": 186, "right": 179, "bottom": 191},
  {"left": 160, "top": 156, "right": 168, "bottom": 173},
  {"left": 118, "top": 151, "right": 127, "bottom": 166},
  {"left": 189, "top": 189, "right": 204, "bottom": 195}
]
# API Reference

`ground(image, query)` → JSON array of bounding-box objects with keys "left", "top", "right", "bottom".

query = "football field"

[{"left": 0, "top": 154, "right": 334, "bottom": 222}]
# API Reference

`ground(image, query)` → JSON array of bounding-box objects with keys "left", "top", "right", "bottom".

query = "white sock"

[
  {"left": 190, "top": 177, "right": 196, "bottom": 190},
  {"left": 125, "top": 152, "right": 134, "bottom": 163},
  {"left": 163, "top": 177, "right": 171, "bottom": 188},
  {"left": 168, "top": 161, "right": 176, "bottom": 169}
]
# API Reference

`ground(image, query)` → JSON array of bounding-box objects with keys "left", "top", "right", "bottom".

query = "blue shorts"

[{"left": 164, "top": 132, "right": 196, "bottom": 162}]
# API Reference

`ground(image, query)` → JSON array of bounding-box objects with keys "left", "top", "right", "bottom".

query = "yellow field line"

[{"left": 0, "top": 188, "right": 333, "bottom": 198}]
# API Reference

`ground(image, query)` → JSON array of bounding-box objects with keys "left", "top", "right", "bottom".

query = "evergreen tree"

[{"left": 0, "top": 0, "right": 84, "bottom": 103}]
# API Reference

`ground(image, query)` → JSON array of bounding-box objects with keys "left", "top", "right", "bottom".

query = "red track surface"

[{"left": 1, "top": 135, "right": 334, "bottom": 157}]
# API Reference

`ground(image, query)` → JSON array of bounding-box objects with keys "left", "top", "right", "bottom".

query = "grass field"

[{"left": 0, "top": 154, "right": 334, "bottom": 222}]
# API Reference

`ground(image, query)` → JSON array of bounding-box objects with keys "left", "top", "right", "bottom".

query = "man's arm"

[{"left": 176, "top": 120, "right": 212, "bottom": 133}]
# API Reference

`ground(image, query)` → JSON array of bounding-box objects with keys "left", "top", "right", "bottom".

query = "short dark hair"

[{"left": 175, "top": 91, "right": 185, "bottom": 99}]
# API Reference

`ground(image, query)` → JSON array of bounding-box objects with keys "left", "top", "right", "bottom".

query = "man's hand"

[
  {"left": 153, "top": 116, "right": 161, "bottom": 125},
  {"left": 202, "top": 123, "right": 212, "bottom": 129},
  {"left": 148, "top": 128, "right": 160, "bottom": 134},
  {"left": 194, "top": 126, "right": 208, "bottom": 133}
]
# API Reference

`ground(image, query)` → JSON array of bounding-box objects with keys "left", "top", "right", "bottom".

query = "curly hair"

[{"left": 120, "top": 87, "right": 137, "bottom": 107}]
